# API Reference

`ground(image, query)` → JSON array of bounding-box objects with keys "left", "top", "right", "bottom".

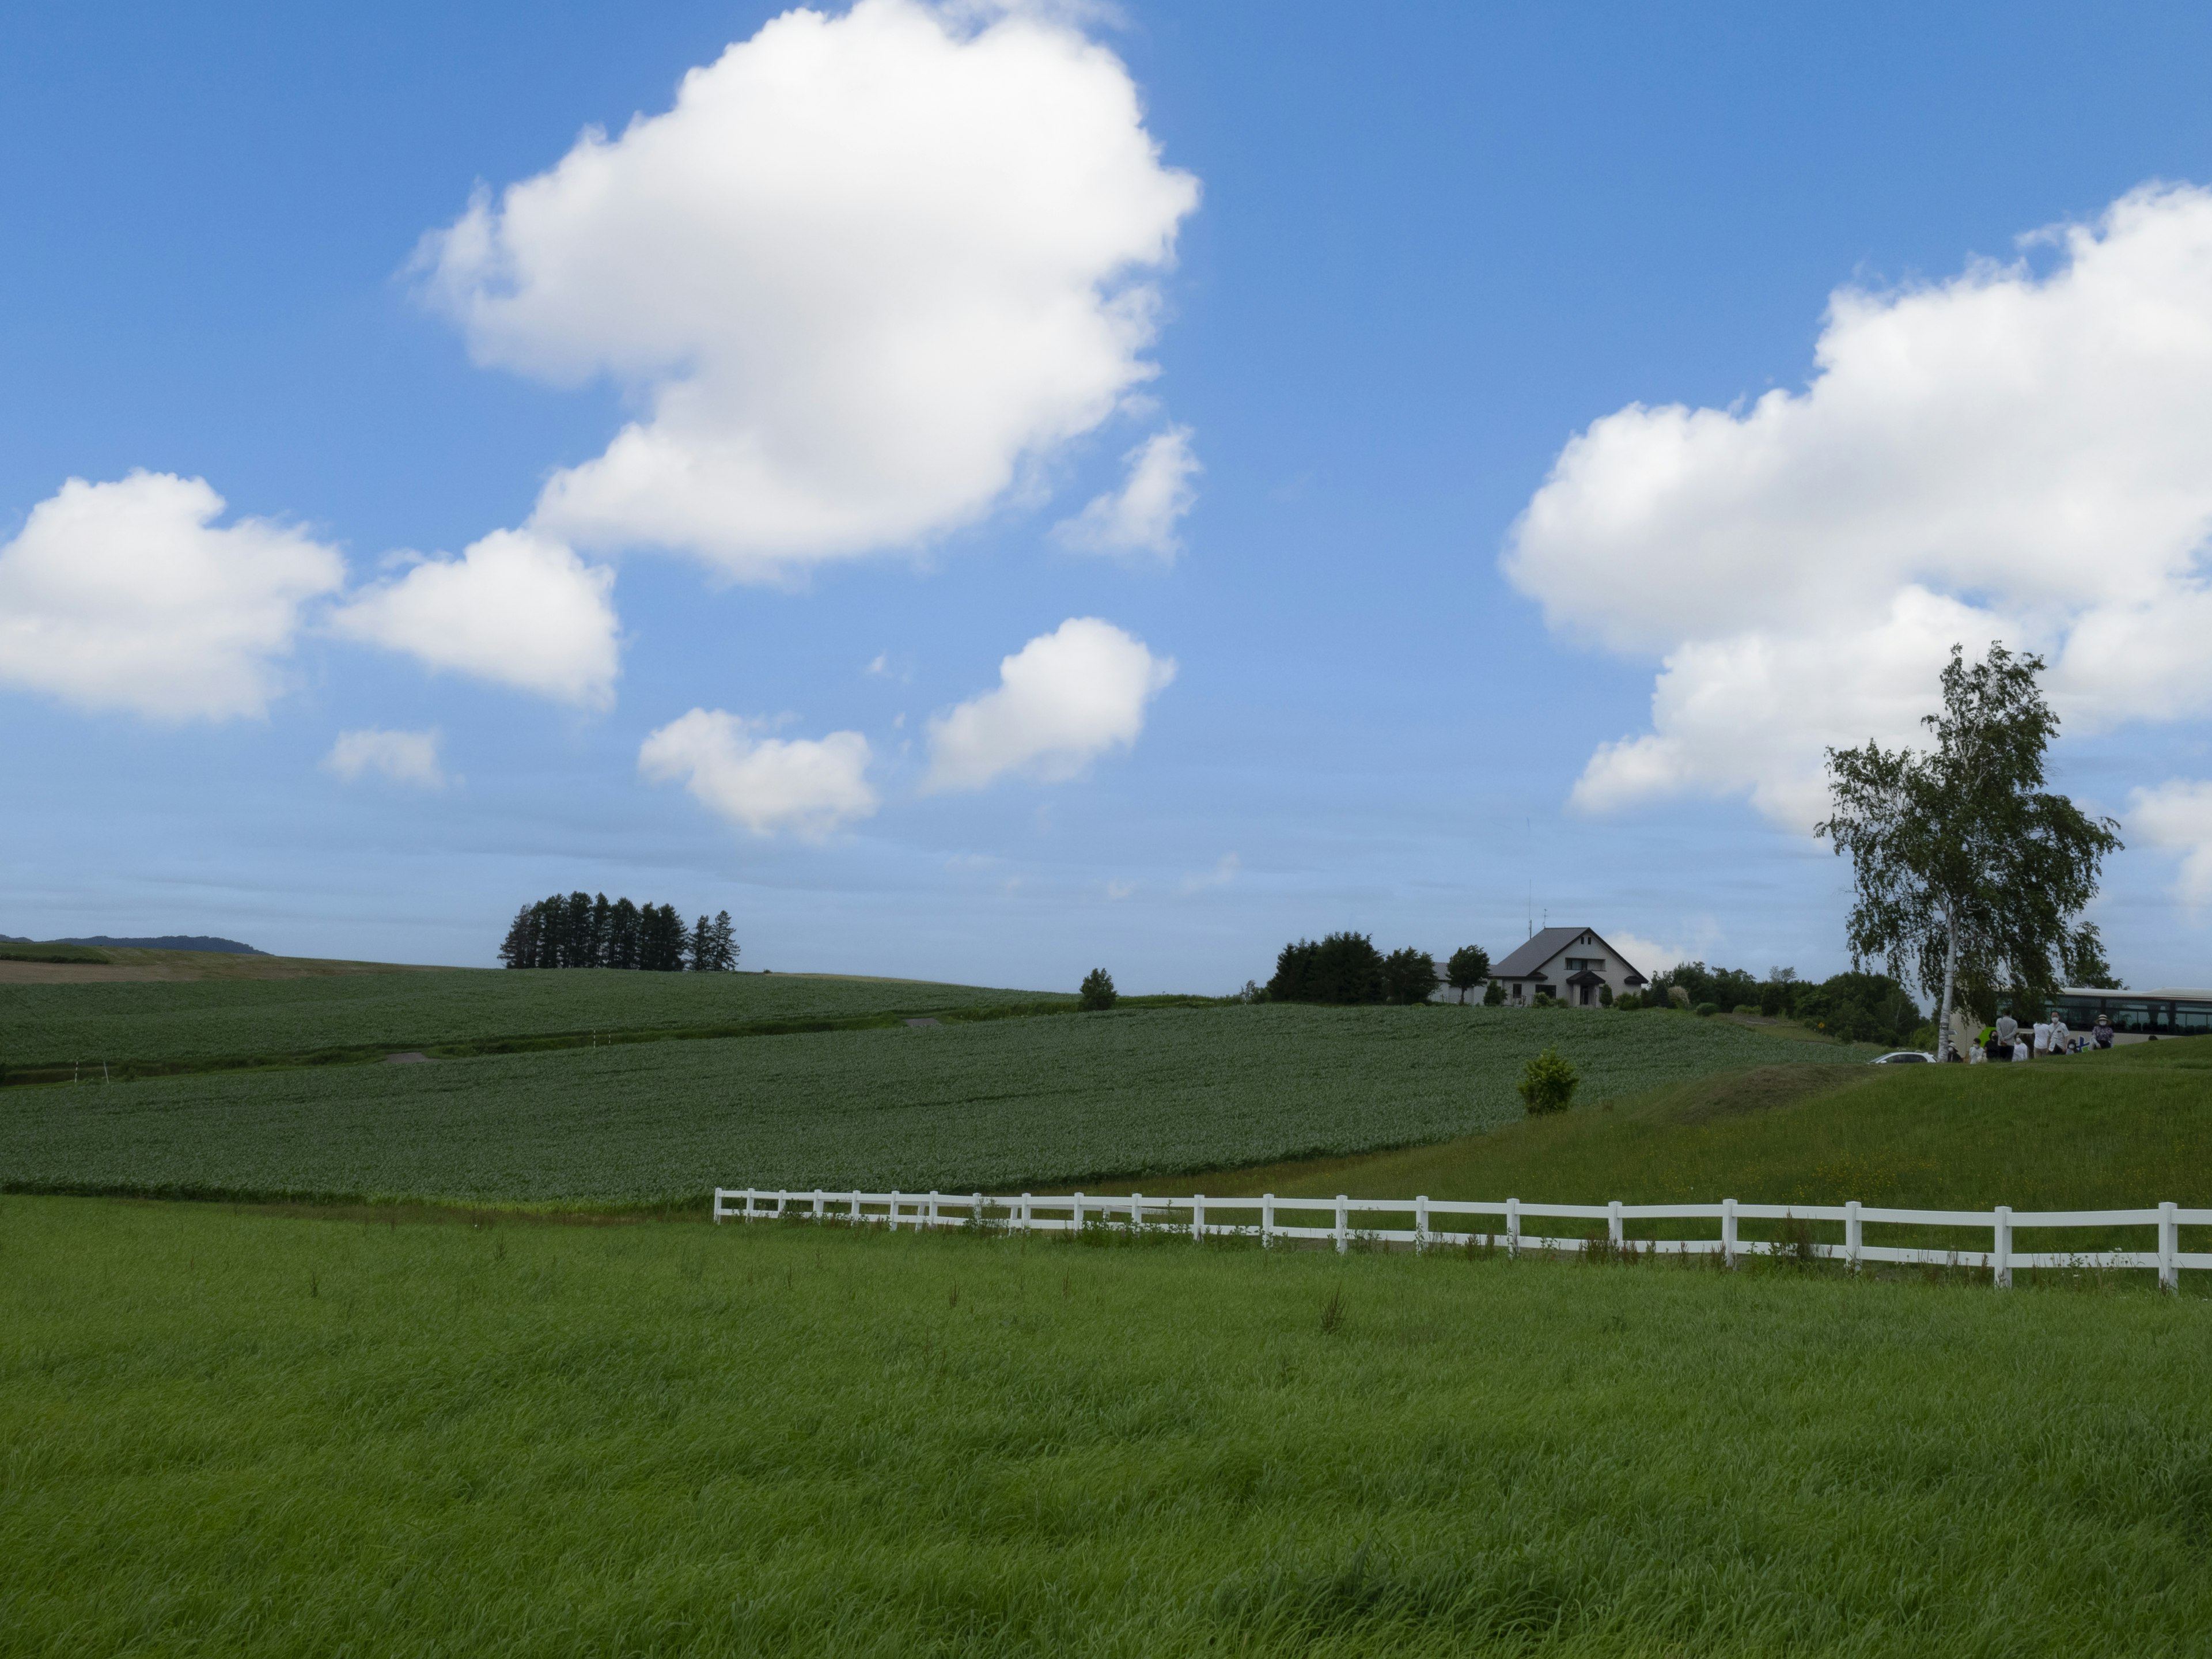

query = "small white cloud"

[
  {"left": 1179, "top": 851, "right": 1239, "bottom": 894},
  {"left": 866, "top": 653, "right": 889, "bottom": 676},
  {"left": 1606, "top": 931, "right": 1684, "bottom": 977},
  {"left": 0, "top": 471, "right": 344, "bottom": 721},
  {"left": 1053, "top": 426, "right": 1199, "bottom": 558},
  {"left": 1506, "top": 183, "right": 2212, "bottom": 828},
  {"left": 923, "top": 616, "right": 1175, "bottom": 792},
  {"left": 1105, "top": 879, "right": 1137, "bottom": 900},
  {"left": 329, "top": 528, "right": 619, "bottom": 707},
  {"left": 639, "top": 707, "right": 877, "bottom": 838},
  {"left": 415, "top": 0, "right": 1199, "bottom": 579},
  {"left": 2130, "top": 779, "right": 2212, "bottom": 907},
  {"left": 323, "top": 728, "right": 446, "bottom": 789}
]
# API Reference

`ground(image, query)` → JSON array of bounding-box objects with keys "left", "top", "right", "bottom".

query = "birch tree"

[{"left": 1816, "top": 643, "right": 2120, "bottom": 1059}]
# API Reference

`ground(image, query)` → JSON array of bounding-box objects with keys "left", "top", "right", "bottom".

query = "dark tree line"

[
  {"left": 1266, "top": 933, "right": 1440, "bottom": 1005},
  {"left": 498, "top": 892, "right": 737, "bottom": 972},
  {"left": 1639, "top": 961, "right": 1926, "bottom": 1046}
]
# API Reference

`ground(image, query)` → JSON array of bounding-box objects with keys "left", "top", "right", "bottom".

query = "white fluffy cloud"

[
  {"left": 0, "top": 472, "right": 344, "bottom": 721},
  {"left": 925, "top": 616, "right": 1175, "bottom": 791},
  {"left": 329, "top": 529, "right": 619, "bottom": 707},
  {"left": 2131, "top": 779, "right": 2212, "bottom": 907},
  {"left": 1054, "top": 425, "right": 1199, "bottom": 557},
  {"left": 1607, "top": 931, "right": 1685, "bottom": 978},
  {"left": 416, "top": 0, "right": 1199, "bottom": 579},
  {"left": 323, "top": 728, "right": 446, "bottom": 789},
  {"left": 639, "top": 708, "right": 878, "bottom": 838},
  {"left": 1507, "top": 183, "right": 2212, "bottom": 829}
]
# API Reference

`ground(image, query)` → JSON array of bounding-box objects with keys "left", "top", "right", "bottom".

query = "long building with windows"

[{"left": 2048, "top": 987, "right": 2212, "bottom": 1038}]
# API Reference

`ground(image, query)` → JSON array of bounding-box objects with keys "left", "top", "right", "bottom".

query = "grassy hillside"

[
  {"left": 0, "top": 1005, "right": 1862, "bottom": 1205},
  {"left": 0, "top": 967, "right": 1066, "bottom": 1079},
  {"left": 4, "top": 1195, "right": 2207, "bottom": 1656},
  {"left": 1148, "top": 1040, "right": 2212, "bottom": 1248},
  {"left": 0, "top": 944, "right": 452, "bottom": 985},
  {"left": 0, "top": 939, "right": 112, "bottom": 964}
]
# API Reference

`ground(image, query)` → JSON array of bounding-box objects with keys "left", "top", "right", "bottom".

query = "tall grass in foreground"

[{"left": 5, "top": 1195, "right": 2211, "bottom": 1656}]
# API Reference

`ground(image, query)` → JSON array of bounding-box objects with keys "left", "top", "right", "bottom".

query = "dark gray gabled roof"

[{"left": 1489, "top": 926, "right": 1646, "bottom": 984}]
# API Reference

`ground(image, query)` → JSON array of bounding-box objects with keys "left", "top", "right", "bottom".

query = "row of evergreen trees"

[
  {"left": 1266, "top": 933, "right": 1442, "bottom": 1005},
  {"left": 498, "top": 892, "right": 738, "bottom": 972}
]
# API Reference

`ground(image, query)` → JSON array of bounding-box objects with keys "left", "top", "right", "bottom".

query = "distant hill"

[{"left": 55, "top": 935, "right": 267, "bottom": 955}]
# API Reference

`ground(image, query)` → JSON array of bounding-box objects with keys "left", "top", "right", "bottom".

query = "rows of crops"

[
  {"left": 0, "top": 1005, "right": 1864, "bottom": 1205},
  {"left": 0, "top": 969, "right": 1063, "bottom": 1070}
]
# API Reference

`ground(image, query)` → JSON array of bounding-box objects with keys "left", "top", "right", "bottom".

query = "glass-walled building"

[{"left": 2048, "top": 988, "right": 2212, "bottom": 1037}]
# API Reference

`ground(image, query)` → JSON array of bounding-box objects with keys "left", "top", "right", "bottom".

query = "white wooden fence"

[{"left": 712, "top": 1187, "right": 2210, "bottom": 1291}]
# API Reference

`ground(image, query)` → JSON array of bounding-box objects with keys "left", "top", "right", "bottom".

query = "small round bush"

[
  {"left": 1079, "top": 968, "right": 1118, "bottom": 1012},
  {"left": 1695, "top": 1002, "right": 1721, "bottom": 1017},
  {"left": 1518, "top": 1045, "right": 1579, "bottom": 1115}
]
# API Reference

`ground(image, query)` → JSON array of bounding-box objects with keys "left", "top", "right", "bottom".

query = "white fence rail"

[{"left": 712, "top": 1187, "right": 2211, "bottom": 1291}]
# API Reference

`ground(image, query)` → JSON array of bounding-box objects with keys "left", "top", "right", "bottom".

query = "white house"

[{"left": 1434, "top": 926, "right": 1649, "bottom": 1007}]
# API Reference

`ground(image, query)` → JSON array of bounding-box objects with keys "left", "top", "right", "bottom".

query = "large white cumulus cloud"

[
  {"left": 925, "top": 616, "right": 1175, "bottom": 791},
  {"left": 2131, "top": 779, "right": 2212, "bottom": 908},
  {"left": 0, "top": 471, "right": 344, "bottom": 721},
  {"left": 639, "top": 709, "right": 877, "bottom": 838},
  {"left": 417, "top": 0, "right": 1199, "bottom": 579},
  {"left": 329, "top": 529, "right": 620, "bottom": 707},
  {"left": 1508, "top": 183, "right": 2212, "bottom": 829}
]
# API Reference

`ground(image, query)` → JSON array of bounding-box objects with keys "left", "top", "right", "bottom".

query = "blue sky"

[{"left": 6, "top": 1, "right": 2212, "bottom": 991}]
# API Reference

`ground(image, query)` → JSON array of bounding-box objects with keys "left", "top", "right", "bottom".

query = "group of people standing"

[{"left": 1945, "top": 1007, "right": 2115, "bottom": 1062}]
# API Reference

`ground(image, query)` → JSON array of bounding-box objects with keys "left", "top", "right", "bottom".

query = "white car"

[{"left": 1872, "top": 1050, "right": 1936, "bottom": 1064}]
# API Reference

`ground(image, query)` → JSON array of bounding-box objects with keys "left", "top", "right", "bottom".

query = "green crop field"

[
  {"left": 1162, "top": 1039, "right": 2212, "bottom": 1207},
  {"left": 4, "top": 1195, "right": 2209, "bottom": 1656},
  {"left": 0, "top": 967, "right": 1066, "bottom": 1077},
  {"left": 0, "top": 1006, "right": 1863, "bottom": 1206}
]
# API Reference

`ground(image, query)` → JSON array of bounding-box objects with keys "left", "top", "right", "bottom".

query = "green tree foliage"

[
  {"left": 1819, "top": 643, "right": 2122, "bottom": 1059},
  {"left": 1382, "top": 946, "right": 1437, "bottom": 1005},
  {"left": 1268, "top": 933, "right": 1388, "bottom": 1004},
  {"left": 1518, "top": 1045, "right": 1578, "bottom": 1114},
  {"left": 1482, "top": 980, "right": 1506, "bottom": 1006},
  {"left": 498, "top": 895, "right": 711, "bottom": 971},
  {"left": 1445, "top": 945, "right": 1491, "bottom": 1004},
  {"left": 1078, "top": 968, "right": 1118, "bottom": 1011}
]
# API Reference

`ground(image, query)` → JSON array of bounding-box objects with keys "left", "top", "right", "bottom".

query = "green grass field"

[
  {"left": 4, "top": 1195, "right": 2209, "bottom": 1657},
  {"left": 0, "top": 1005, "right": 1863, "bottom": 1206},
  {"left": 1158, "top": 1038, "right": 2212, "bottom": 1208},
  {"left": 0, "top": 967, "right": 1065, "bottom": 1080}
]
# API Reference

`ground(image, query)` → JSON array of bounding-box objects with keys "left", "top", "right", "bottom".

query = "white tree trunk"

[{"left": 1937, "top": 919, "right": 1960, "bottom": 1061}]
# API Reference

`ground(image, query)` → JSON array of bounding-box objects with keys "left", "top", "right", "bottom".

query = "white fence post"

[
  {"left": 1021, "top": 1192, "right": 1033, "bottom": 1233},
  {"left": 1192, "top": 1195, "right": 1206, "bottom": 1241},
  {"left": 888, "top": 1190, "right": 900, "bottom": 1232},
  {"left": 1608, "top": 1200, "right": 1623, "bottom": 1248},
  {"left": 2161, "top": 1201, "right": 2180, "bottom": 1293},
  {"left": 1415, "top": 1195, "right": 1429, "bottom": 1253},
  {"left": 973, "top": 1191, "right": 984, "bottom": 1229},
  {"left": 1334, "top": 1195, "right": 1349, "bottom": 1255},
  {"left": 929, "top": 1190, "right": 940, "bottom": 1227},
  {"left": 1132, "top": 1192, "right": 1145, "bottom": 1233},
  {"left": 813, "top": 1189, "right": 824, "bottom": 1220},
  {"left": 1073, "top": 1191, "right": 1085, "bottom": 1232},
  {"left": 1506, "top": 1197, "right": 1520, "bottom": 1257},
  {"left": 1722, "top": 1198, "right": 1738, "bottom": 1268},
  {"left": 1993, "top": 1205, "right": 2012, "bottom": 1289},
  {"left": 1262, "top": 1193, "right": 1275, "bottom": 1247},
  {"left": 1846, "top": 1200, "right": 1862, "bottom": 1271},
  {"left": 850, "top": 1191, "right": 862, "bottom": 1223}
]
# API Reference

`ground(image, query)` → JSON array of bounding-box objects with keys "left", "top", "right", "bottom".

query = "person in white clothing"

[
  {"left": 2033, "top": 1020, "right": 2052, "bottom": 1056},
  {"left": 2050, "top": 1016, "right": 2070, "bottom": 1055}
]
